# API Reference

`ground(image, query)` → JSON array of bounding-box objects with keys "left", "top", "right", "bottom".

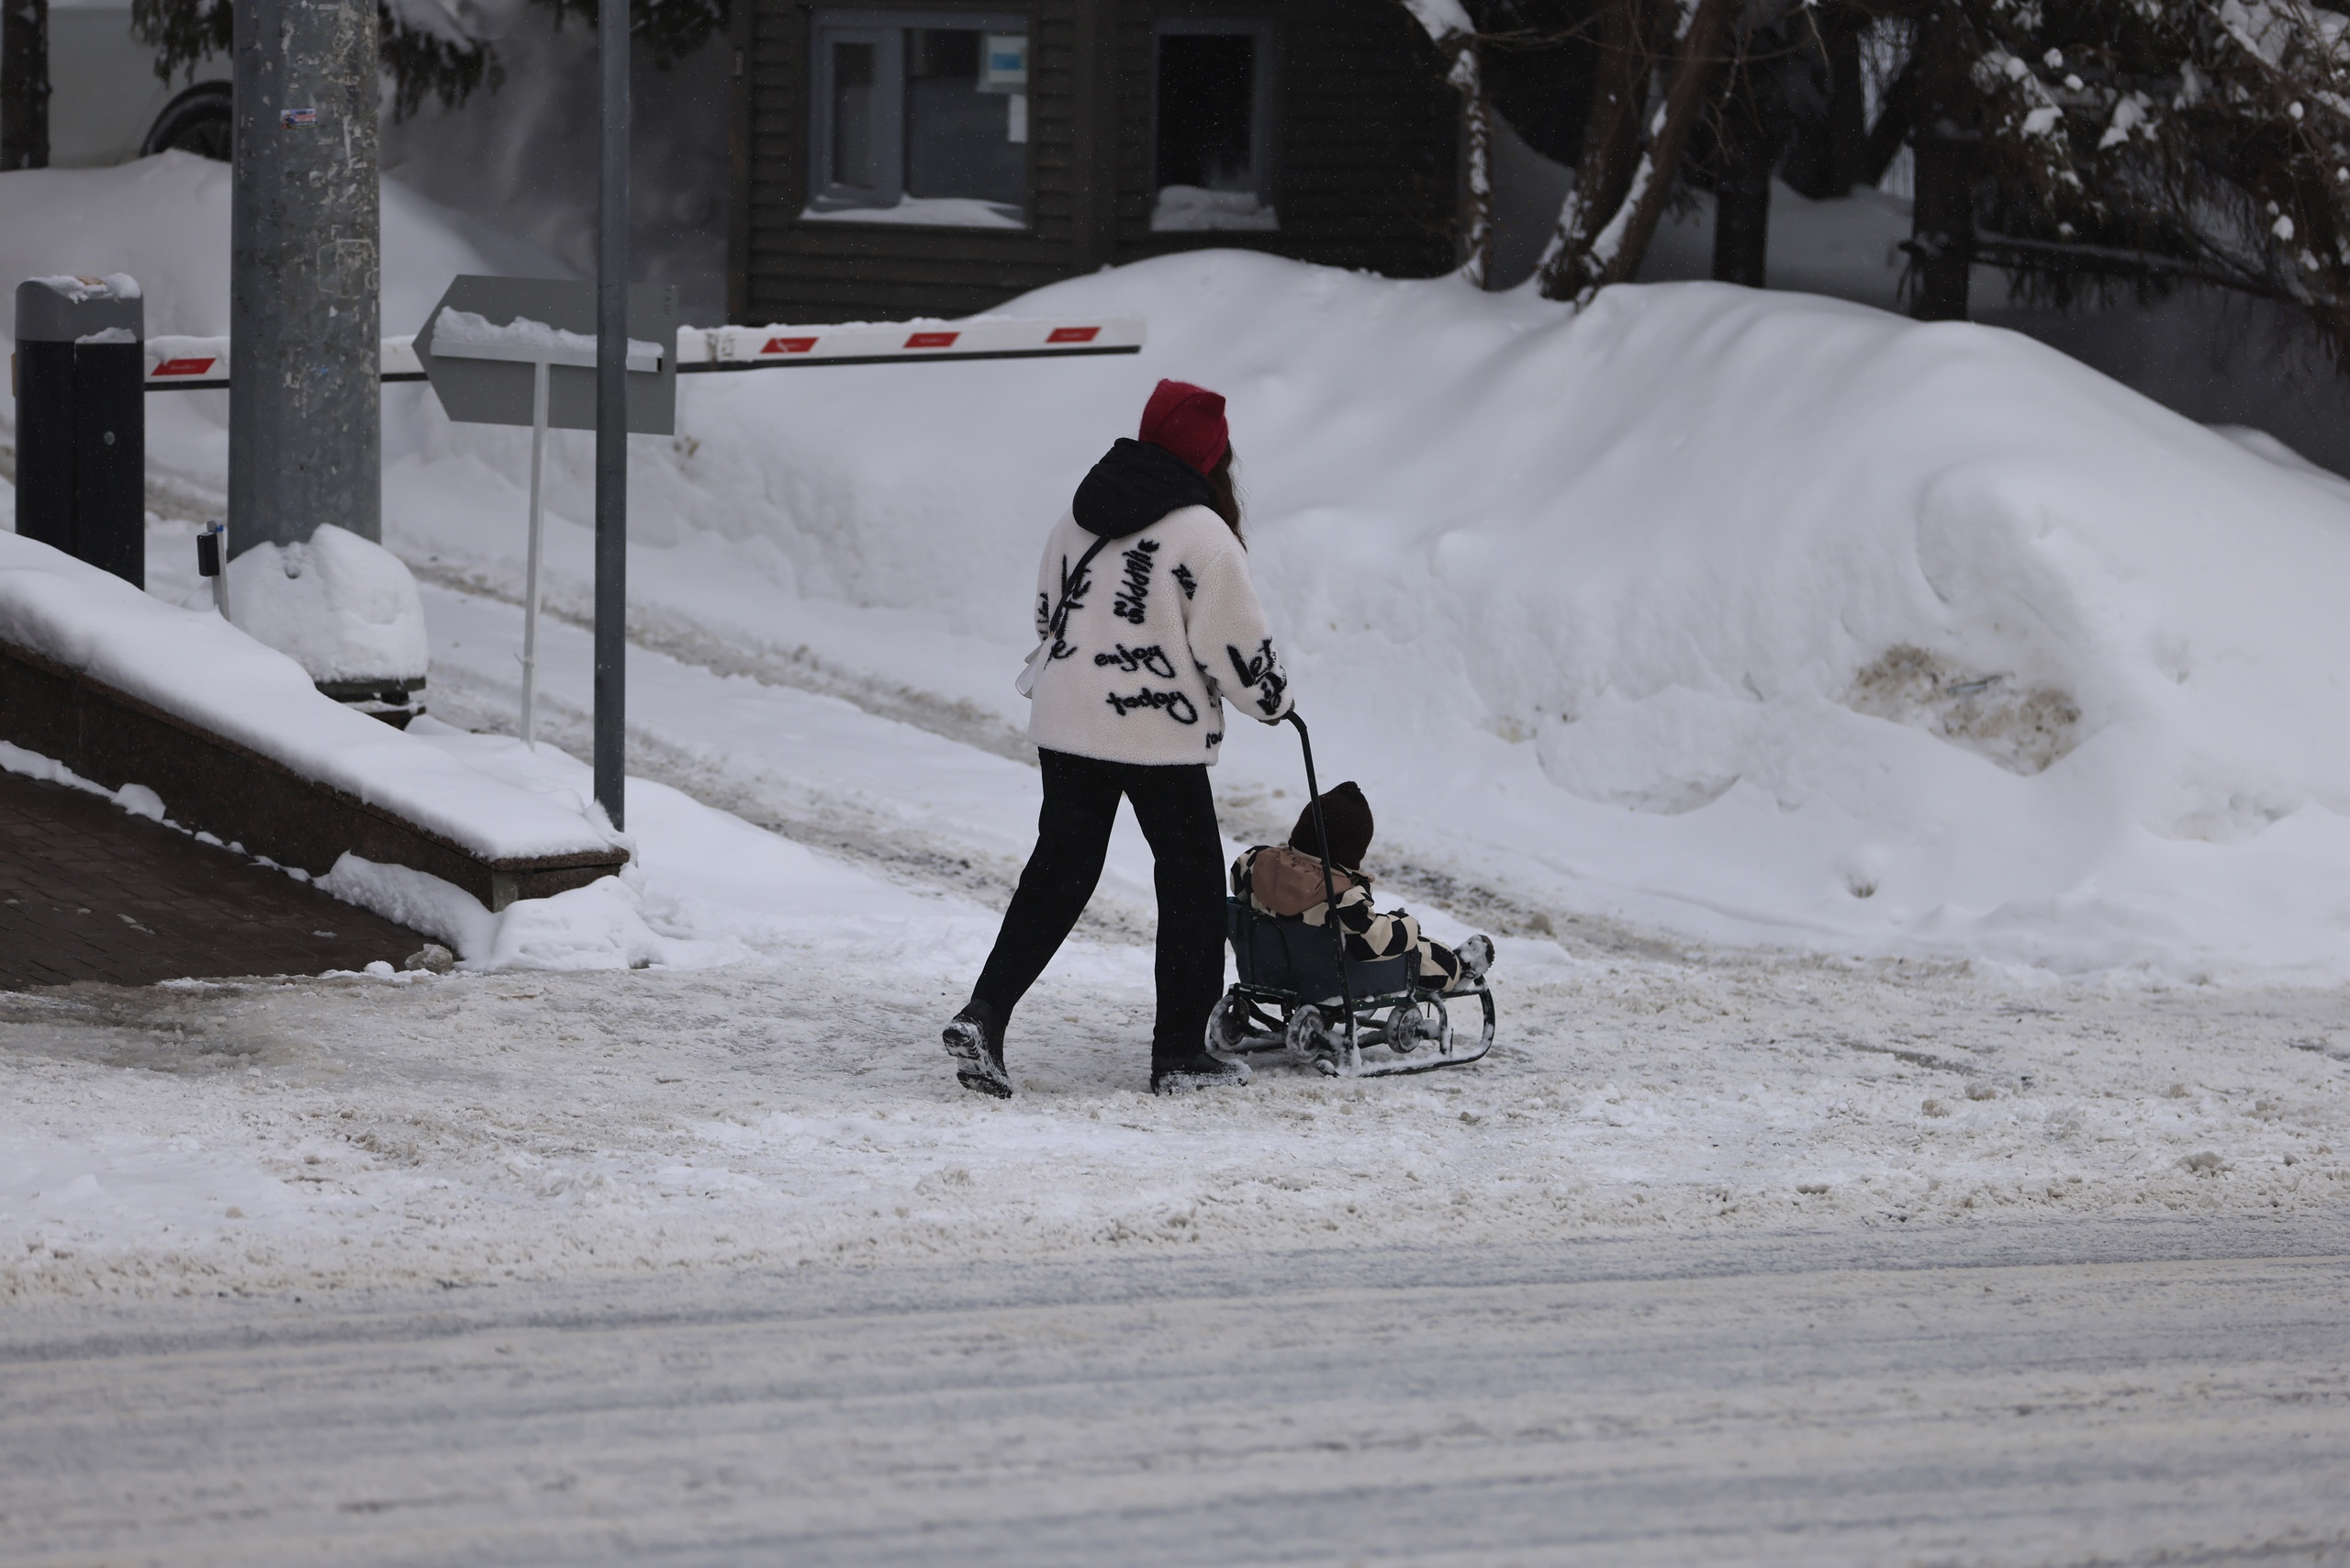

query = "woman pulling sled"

[{"left": 943, "top": 378, "right": 1293, "bottom": 1096}]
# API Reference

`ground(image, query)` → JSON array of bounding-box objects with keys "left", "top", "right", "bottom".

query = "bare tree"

[{"left": 1401, "top": 0, "right": 1498, "bottom": 285}]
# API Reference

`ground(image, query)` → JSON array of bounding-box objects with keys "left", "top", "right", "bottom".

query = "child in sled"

[{"left": 1231, "top": 781, "right": 1495, "bottom": 993}]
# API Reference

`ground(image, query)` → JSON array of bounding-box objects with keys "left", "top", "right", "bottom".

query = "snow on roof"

[{"left": 0, "top": 531, "right": 619, "bottom": 864}]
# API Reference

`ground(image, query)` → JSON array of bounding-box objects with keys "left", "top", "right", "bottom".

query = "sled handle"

[{"left": 1285, "top": 711, "right": 1359, "bottom": 1060}]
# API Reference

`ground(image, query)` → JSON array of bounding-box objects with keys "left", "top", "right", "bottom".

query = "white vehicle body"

[{"left": 4, "top": 0, "right": 227, "bottom": 167}]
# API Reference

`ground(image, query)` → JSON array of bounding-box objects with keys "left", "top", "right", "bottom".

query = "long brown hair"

[{"left": 1207, "top": 449, "right": 1244, "bottom": 544}]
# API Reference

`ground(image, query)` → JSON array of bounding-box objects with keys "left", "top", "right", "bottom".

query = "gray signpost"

[
  {"left": 415, "top": 275, "right": 676, "bottom": 752},
  {"left": 597, "top": 0, "right": 631, "bottom": 831}
]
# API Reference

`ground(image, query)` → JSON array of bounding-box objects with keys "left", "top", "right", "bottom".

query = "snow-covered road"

[
  {"left": 8, "top": 946, "right": 2344, "bottom": 1301},
  {"left": 6, "top": 1218, "right": 2345, "bottom": 1565}
]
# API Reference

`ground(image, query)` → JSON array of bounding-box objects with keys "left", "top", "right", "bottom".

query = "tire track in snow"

[
  {"left": 8, "top": 1224, "right": 2349, "bottom": 1566},
  {"left": 416, "top": 598, "right": 1160, "bottom": 946},
  {"left": 408, "top": 561, "right": 1684, "bottom": 964},
  {"left": 407, "top": 556, "right": 1039, "bottom": 765}
]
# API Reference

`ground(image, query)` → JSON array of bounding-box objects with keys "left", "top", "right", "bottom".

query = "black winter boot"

[
  {"left": 942, "top": 1001, "right": 1011, "bottom": 1099},
  {"left": 1151, "top": 1047, "right": 1250, "bottom": 1096}
]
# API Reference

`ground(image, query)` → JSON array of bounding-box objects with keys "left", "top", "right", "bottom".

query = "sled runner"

[{"left": 1206, "top": 714, "right": 1494, "bottom": 1079}]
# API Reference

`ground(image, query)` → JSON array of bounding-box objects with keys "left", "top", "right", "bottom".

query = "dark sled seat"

[{"left": 1227, "top": 897, "right": 1414, "bottom": 1002}]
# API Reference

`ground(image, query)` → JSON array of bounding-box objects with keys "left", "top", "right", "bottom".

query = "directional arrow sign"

[{"left": 414, "top": 275, "right": 677, "bottom": 437}]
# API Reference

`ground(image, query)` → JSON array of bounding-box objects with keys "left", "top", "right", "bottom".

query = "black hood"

[{"left": 1071, "top": 438, "right": 1221, "bottom": 539}]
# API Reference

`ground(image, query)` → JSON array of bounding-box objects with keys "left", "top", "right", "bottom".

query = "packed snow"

[
  {"left": 216, "top": 524, "right": 430, "bottom": 684},
  {"left": 4, "top": 943, "right": 2345, "bottom": 1301}
]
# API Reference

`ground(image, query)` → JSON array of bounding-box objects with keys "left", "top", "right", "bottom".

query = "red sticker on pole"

[
  {"left": 761, "top": 336, "right": 817, "bottom": 354},
  {"left": 1046, "top": 326, "right": 1100, "bottom": 343},
  {"left": 904, "top": 331, "right": 959, "bottom": 349},
  {"left": 152, "top": 358, "right": 218, "bottom": 377}
]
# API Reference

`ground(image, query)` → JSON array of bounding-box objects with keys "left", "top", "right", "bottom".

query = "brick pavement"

[{"left": 0, "top": 768, "right": 431, "bottom": 988}]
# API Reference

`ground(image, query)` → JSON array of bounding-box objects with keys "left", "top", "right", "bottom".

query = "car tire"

[{"left": 142, "top": 84, "right": 233, "bottom": 162}]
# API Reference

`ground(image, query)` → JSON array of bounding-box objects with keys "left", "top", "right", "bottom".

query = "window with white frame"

[
  {"left": 807, "top": 12, "right": 1030, "bottom": 229},
  {"left": 1152, "top": 20, "right": 1275, "bottom": 233}
]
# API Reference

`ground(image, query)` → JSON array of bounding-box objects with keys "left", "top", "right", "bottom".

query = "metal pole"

[
  {"left": 594, "top": 0, "right": 630, "bottom": 828},
  {"left": 229, "top": 0, "right": 381, "bottom": 557},
  {"left": 1285, "top": 711, "right": 1359, "bottom": 1065},
  {"left": 520, "top": 354, "right": 549, "bottom": 749}
]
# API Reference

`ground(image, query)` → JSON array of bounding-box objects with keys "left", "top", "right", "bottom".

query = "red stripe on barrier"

[
  {"left": 1046, "top": 326, "right": 1100, "bottom": 344},
  {"left": 153, "top": 358, "right": 218, "bottom": 377},
  {"left": 904, "top": 331, "right": 959, "bottom": 349},
  {"left": 761, "top": 336, "right": 818, "bottom": 354}
]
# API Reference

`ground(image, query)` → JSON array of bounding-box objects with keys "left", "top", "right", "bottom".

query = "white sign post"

[
  {"left": 429, "top": 312, "right": 661, "bottom": 747},
  {"left": 413, "top": 275, "right": 677, "bottom": 754}
]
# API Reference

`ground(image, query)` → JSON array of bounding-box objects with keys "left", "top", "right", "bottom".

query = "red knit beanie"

[{"left": 1138, "top": 379, "right": 1230, "bottom": 476}]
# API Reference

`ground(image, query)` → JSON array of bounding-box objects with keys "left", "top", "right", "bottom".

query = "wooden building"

[{"left": 725, "top": 0, "right": 1463, "bottom": 324}]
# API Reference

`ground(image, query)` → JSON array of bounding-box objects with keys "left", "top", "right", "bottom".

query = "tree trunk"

[
  {"left": 1537, "top": 0, "right": 1660, "bottom": 300},
  {"left": 1451, "top": 41, "right": 1494, "bottom": 287},
  {"left": 1594, "top": 0, "right": 1740, "bottom": 292},
  {"left": 1907, "top": 0, "right": 1975, "bottom": 321},
  {"left": 1, "top": 0, "right": 50, "bottom": 172}
]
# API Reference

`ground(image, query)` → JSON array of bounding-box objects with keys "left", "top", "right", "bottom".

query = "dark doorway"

[{"left": 1155, "top": 32, "right": 1259, "bottom": 193}]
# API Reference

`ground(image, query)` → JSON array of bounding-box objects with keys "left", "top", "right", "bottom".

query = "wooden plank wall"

[
  {"left": 1112, "top": 0, "right": 1459, "bottom": 275},
  {"left": 738, "top": 0, "right": 1088, "bottom": 324},
  {"left": 733, "top": 0, "right": 1457, "bottom": 324}
]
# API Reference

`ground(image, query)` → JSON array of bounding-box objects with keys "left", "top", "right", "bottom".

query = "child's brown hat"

[{"left": 1288, "top": 781, "right": 1372, "bottom": 870}]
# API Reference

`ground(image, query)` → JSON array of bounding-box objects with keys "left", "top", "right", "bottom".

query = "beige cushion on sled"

[{"left": 1248, "top": 844, "right": 1365, "bottom": 918}]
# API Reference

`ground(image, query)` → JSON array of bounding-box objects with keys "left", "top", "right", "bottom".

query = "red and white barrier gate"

[{"left": 140, "top": 316, "right": 1145, "bottom": 391}]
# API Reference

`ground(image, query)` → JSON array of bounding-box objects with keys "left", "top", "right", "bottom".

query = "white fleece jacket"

[{"left": 1026, "top": 504, "right": 1292, "bottom": 766}]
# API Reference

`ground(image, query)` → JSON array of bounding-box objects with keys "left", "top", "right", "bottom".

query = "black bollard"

[{"left": 13, "top": 274, "right": 144, "bottom": 588}]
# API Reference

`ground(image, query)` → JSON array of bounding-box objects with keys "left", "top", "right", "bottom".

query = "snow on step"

[{"left": 0, "top": 530, "right": 616, "bottom": 864}]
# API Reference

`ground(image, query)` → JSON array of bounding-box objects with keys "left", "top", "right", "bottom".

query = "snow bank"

[
  {"left": 368, "top": 717, "right": 994, "bottom": 975},
  {"left": 393, "top": 252, "right": 2350, "bottom": 979},
  {"left": 15, "top": 151, "right": 2350, "bottom": 977},
  {"left": 223, "top": 525, "right": 430, "bottom": 684},
  {"left": 0, "top": 530, "right": 613, "bottom": 862}
]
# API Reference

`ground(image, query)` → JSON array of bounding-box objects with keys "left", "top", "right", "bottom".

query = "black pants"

[{"left": 972, "top": 749, "right": 1226, "bottom": 1069}]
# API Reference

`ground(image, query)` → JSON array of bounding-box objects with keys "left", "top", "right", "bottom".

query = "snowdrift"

[
  {"left": 406, "top": 251, "right": 2350, "bottom": 979},
  {"left": 10, "top": 154, "right": 2350, "bottom": 978}
]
